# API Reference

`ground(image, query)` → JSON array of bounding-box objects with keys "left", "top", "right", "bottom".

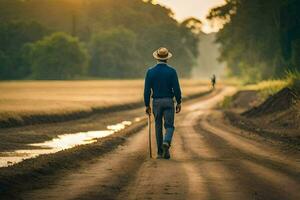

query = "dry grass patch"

[{"left": 0, "top": 80, "right": 209, "bottom": 127}]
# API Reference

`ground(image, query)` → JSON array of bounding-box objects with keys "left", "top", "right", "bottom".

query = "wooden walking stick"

[{"left": 148, "top": 114, "right": 152, "bottom": 158}]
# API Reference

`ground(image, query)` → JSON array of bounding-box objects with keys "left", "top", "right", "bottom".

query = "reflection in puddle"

[
  {"left": 0, "top": 120, "right": 134, "bottom": 168},
  {"left": 134, "top": 117, "right": 141, "bottom": 122},
  {"left": 0, "top": 149, "right": 56, "bottom": 168}
]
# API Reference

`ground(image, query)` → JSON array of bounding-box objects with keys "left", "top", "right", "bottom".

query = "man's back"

[{"left": 144, "top": 63, "right": 181, "bottom": 107}]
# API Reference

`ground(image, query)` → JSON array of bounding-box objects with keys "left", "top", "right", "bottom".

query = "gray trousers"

[{"left": 152, "top": 98, "right": 175, "bottom": 155}]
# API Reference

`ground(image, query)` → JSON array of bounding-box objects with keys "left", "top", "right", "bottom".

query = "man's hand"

[
  {"left": 145, "top": 106, "right": 151, "bottom": 115},
  {"left": 176, "top": 104, "right": 181, "bottom": 113}
]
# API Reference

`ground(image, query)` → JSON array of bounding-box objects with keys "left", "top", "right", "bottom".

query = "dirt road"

[{"left": 22, "top": 87, "right": 300, "bottom": 200}]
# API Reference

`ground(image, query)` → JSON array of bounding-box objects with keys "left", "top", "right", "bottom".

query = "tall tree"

[
  {"left": 0, "top": 0, "right": 200, "bottom": 79},
  {"left": 0, "top": 20, "right": 49, "bottom": 79},
  {"left": 89, "top": 28, "right": 139, "bottom": 78},
  {"left": 25, "top": 32, "right": 88, "bottom": 80},
  {"left": 208, "top": 0, "right": 300, "bottom": 82}
]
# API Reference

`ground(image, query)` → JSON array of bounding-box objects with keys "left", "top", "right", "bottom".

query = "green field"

[{"left": 0, "top": 80, "right": 210, "bottom": 127}]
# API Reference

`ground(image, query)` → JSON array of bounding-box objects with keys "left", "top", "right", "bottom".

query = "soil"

[
  {"left": 0, "top": 89, "right": 220, "bottom": 199},
  {"left": 228, "top": 90, "right": 260, "bottom": 110},
  {"left": 225, "top": 111, "right": 300, "bottom": 150},
  {"left": 243, "top": 87, "right": 298, "bottom": 117},
  {"left": 1, "top": 87, "right": 299, "bottom": 200},
  {"left": 225, "top": 87, "right": 300, "bottom": 150}
]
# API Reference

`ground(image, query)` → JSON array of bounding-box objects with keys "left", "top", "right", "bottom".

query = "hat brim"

[{"left": 153, "top": 51, "right": 172, "bottom": 60}]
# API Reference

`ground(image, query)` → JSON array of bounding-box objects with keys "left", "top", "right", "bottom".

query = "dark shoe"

[{"left": 162, "top": 142, "right": 170, "bottom": 159}]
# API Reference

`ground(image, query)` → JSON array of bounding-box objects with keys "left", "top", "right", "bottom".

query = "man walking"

[
  {"left": 211, "top": 74, "right": 216, "bottom": 89},
  {"left": 144, "top": 47, "right": 182, "bottom": 159}
]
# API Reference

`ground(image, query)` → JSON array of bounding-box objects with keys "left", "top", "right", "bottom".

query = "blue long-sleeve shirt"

[{"left": 144, "top": 63, "right": 182, "bottom": 107}]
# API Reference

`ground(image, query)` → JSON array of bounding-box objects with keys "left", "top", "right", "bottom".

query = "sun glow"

[{"left": 155, "top": 0, "right": 226, "bottom": 33}]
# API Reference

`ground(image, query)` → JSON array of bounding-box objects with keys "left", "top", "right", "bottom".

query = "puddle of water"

[
  {"left": 0, "top": 120, "right": 135, "bottom": 168},
  {"left": 30, "top": 130, "right": 115, "bottom": 149},
  {"left": 0, "top": 149, "right": 56, "bottom": 168},
  {"left": 134, "top": 117, "right": 141, "bottom": 122}
]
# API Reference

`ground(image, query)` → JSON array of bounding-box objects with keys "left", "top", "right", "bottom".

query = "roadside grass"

[
  {"left": 286, "top": 70, "right": 300, "bottom": 93},
  {"left": 220, "top": 71, "right": 300, "bottom": 109},
  {"left": 287, "top": 72, "right": 300, "bottom": 116},
  {"left": 220, "top": 80, "right": 290, "bottom": 109},
  {"left": 243, "top": 71, "right": 300, "bottom": 97},
  {"left": 219, "top": 95, "right": 234, "bottom": 109},
  {"left": 0, "top": 80, "right": 209, "bottom": 128},
  {"left": 242, "top": 80, "right": 288, "bottom": 99}
]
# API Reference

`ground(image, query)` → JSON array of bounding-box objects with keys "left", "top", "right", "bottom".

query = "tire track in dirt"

[
  {"left": 117, "top": 87, "right": 241, "bottom": 200},
  {"left": 200, "top": 112, "right": 300, "bottom": 177},
  {"left": 195, "top": 112, "right": 300, "bottom": 200}
]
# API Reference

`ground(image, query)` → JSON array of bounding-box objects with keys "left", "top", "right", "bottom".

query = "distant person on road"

[
  {"left": 211, "top": 74, "right": 216, "bottom": 89},
  {"left": 144, "top": 47, "right": 182, "bottom": 159}
]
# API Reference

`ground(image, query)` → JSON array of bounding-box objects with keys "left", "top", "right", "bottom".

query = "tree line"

[
  {"left": 208, "top": 0, "right": 300, "bottom": 82},
  {"left": 0, "top": 0, "right": 200, "bottom": 80}
]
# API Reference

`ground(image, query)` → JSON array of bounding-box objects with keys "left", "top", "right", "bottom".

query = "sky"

[{"left": 154, "top": 0, "right": 226, "bottom": 33}]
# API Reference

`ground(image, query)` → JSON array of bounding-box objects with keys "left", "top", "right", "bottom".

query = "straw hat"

[{"left": 153, "top": 47, "right": 172, "bottom": 60}]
